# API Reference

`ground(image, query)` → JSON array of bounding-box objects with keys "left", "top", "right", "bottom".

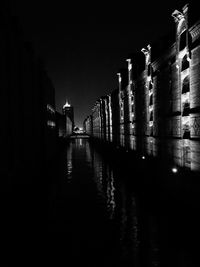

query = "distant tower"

[{"left": 62, "top": 100, "right": 74, "bottom": 135}]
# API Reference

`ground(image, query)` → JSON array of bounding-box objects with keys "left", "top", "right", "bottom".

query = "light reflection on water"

[
  {"left": 64, "top": 138, "right": 162, "bottom": 266},
  {"left": 91, "top": 146, "right": 116, "bottom": 219},
  {"left": 106, "top": 169, "right": 116, "bottom": 219},
  {"left": 61, "top": 138, "right": 200, "bottom": 266},
  {"left": 66, "top": 142, "right": 73, "bottom": 182},
  {"left": 66, "top": 138, "right": 117, "bottom": 219}
]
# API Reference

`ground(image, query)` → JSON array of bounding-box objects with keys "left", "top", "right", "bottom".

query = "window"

[
  {"left": 147, "top": 64, "right": 152, "bottom": 77},
  {"left": 149, "top": 111, "right": 153, "bottom": 121},
  {"left": 182, "top": 75, "right": 189, "bottom": 94},
  {"left": 149, "top": 94, "right": 153, "bottom": 106},
  {"left": 179, "top": 30, "right": 186, "bottom": 51},
  {"left": 181, "top": 54, "right": 189, "bottom": 71}
]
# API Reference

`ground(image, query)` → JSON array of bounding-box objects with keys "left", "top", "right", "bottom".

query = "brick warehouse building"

[{"left": 83, "top": 4, "right": 200, "bottom": 173}]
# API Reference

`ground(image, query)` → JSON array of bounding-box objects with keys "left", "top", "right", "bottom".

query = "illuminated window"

[
  {"left": 182, "top": 116, "right": 190, "bottom": 138},
  {"left": 183, "top": 144, "right": 191, "bottom": 167},
  {"left": 182, "top": 75, "right": 189, "bottom": 94},
  {"left": 149, "top": 121, "right": 153, "bottom": 127},
  {"left": 182, "top": 94, "right": 190, "bottom": 116}
]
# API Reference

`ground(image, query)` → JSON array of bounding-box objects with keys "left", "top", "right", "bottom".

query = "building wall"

[
  {"left": 84, "top": 6, "right": 200, "bottom": 173},
  {"left": 1, "top": 6, "right": 56, "bottom": 184},
  {"left": 55, "top": 111, "right": 66, "bottom": 137}
]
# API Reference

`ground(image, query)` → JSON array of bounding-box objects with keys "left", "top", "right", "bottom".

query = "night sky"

[{"left": 11, "top": 0, "right": 191, "bottom": 127}]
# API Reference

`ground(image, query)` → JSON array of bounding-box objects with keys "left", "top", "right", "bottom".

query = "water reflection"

[
  {"left": 115, "top": 182, "right": 140, "bottom": 266},
  {"left": 62, "top": 138, "right": 200, "bottom": 267},
  {"left": 106, "top": 169, "right": 116, "bottom": 219},
  {"left": 90, "top": 147, "right": 116, "bottom": 219},
  {"left": 66, "top": 142, "right": 73, "bottom": 182}
]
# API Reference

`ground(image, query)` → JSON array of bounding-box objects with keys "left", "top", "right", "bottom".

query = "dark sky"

[{"left": 11, "top": 0, "right": 191, "bottom": 127}]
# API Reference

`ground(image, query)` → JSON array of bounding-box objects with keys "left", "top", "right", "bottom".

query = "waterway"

[{"left": 47, "top": 137, "right": 200, "bottom": 267}]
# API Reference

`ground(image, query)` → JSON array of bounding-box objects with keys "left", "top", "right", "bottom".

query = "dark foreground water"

[
  {"left": 47, "top": 137, "right": 200, "bottom": 267},
  {"left": 1, "top": 137, "right": 200, "bottom": 266}
]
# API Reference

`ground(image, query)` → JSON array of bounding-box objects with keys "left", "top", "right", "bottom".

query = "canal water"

[{"left": 47, "top": 137, "right": 200, "bottom": 267}]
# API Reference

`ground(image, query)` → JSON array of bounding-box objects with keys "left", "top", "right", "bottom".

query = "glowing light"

[
  {"left": 47, "top": 104, "right": 55, "bottom": 113},
  {"left": 147, "top": 76, "right": 151, "bottom": 82},
  {"left": 126, "top": 58, "right": 132, "bottom": 71},
  {"left": 142, "top": 156, "right": 145, "bottom": 159},
  {"left": 47, "top": 120, "right": 55, "bottom": 128},
  {"left": 172, "top": 167, "right": 178, "bottom": 173},
  {"left": 171, "top": 9, "right": 184, "bottom": 22},
  {"left": 63, "top": 100, "right": 71, "bottom": 108},
  {"left": 117, "top": 73, "right": 122, "bottom": 83},
  {"left": 149, "top": 105, "right": 153, "bottom": 112}
]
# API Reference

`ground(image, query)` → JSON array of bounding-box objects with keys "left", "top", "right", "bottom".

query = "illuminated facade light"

[
  {"left": 147, "top": 76, "right": 151, "bottom": 82},
  {"left": 149, "top": 105, "right": 153, "bottom": 112},
  {"left": 117, "top": 73, "right": 122, "bottom": 83},
  {"left": 141, "top": 44, "right": 151, "bottom": 65},
  {"left": 63, "top": 99, "right": 71, "bottom": 108},
  {"left": 171, "top": 9, "right": 184, "bottom": 23},
  {"left": 47, "top": 120, "right": 56, "bottom": 128},
  {"left": 149, "top": 121, "right": 153, "bottom": 127},
  {"left": 126, "top": 58, "right": 132, "bottom": 71},
  {"left": 172, "top": 167, "right": 178, "bottom": 173},
  {"left": 47, "top": 104, "right": 55, "bottom": 114}
]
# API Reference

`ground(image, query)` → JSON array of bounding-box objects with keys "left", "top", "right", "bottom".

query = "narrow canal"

[{"left": 47, "top": 137, "right": 200, "bottom": 267}]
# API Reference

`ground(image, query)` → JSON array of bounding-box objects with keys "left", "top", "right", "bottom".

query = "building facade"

[
  {"left": 1, "top": 4, "right": 57, "bottom": 183},
  {"left": 83, "top": 4, "right": 200, "bottom": 173}
]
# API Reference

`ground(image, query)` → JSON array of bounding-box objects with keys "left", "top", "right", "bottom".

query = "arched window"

[
  {"left": 149, "top": 111, "right": 153, "bottom": 121},
  {"left": 149, "top": 94, "right": 153, "bottom": 106},
  {"left": 182, "top": 75, "right": 189, "bottom": 94},
  {"left": 181, "top": 54, "right": 189, "bottom": 71},
  {"left": 182, "top": 116, "right": 190, "bottom": 138},
  {"left": 149, "top": 81, "right": 153, "bottom": 90}
]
